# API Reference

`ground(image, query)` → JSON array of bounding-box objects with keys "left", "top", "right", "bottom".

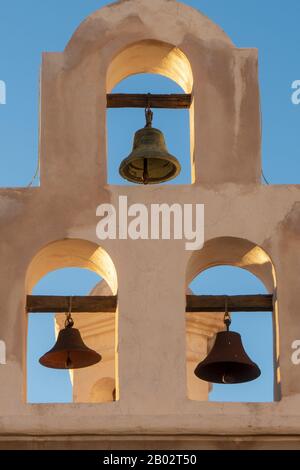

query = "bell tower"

[{"left": 1, "top": 0, "right": 300, "bottom": 450}]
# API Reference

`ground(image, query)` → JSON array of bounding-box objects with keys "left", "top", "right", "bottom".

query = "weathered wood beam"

[
  {"left": 26, "top": 296, "right": 118, "bottom": 313},
  {"left": 27, "top": 294, "right": 273, "bottom": 314},
  {"left": 186, "top": 295, "right": 273, "bottom": 313},
  {"left": 107, "top": 93, "right": 192, "bottom": 109}
]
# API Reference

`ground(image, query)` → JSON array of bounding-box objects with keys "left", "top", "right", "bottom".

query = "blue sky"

[{"left": 1, "top": 0, "right": 299, "bottom": 403}]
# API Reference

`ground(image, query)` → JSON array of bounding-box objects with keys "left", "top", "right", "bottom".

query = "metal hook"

[
  {"left": 65, "top": 296, "right": 74, "bottom": 328},
  {"left": 224, "top": 296, "right": 231, "bottom": 331},
  {"left": 145, "top": 93, "right": 153, "bottom": 128},
  {"left": 145, "top": 108, "right": 153, "bottom": 128}
]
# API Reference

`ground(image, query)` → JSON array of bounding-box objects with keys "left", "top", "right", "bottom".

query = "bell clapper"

[
  {"left": 142, "top": 158, "right": 149, "bottom": 185},
  {"left": 142, "top": 106, "right": 153, "bottom": 184},
  {"left": 64, "top": 298, "right": 74, "bottom": 368},
  {"left": 65, "top": 353, "right": 73, "bottom": 369}
]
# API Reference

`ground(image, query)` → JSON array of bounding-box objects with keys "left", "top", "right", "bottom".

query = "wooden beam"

[
  {"left": 107, "top": 93, "right": 192, "bottom": 109},
  {"left": 186, "top": 295, "right": 273, "bottom": 313},
  {"left": 26, "top": 295, "right": 117, "bottom": 313},
  {"left": 26, "top": 294, "right": 273, "bottom": 314}
]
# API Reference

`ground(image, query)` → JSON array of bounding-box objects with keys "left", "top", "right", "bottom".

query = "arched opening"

[
  {"left": 106, "top": 40, "right": 194, "bottom": 184},
  {"left": 25, "top": 240, "right": 118, "bottom": 404},
  {"left": 186, "top": 237, "right": 280, "bottom": 403},
  {"left": 89, "top": 377, "right": 116, "bottom": 403}
]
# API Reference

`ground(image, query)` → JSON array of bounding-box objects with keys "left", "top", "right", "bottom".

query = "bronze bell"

[
  {"left": 119, "top": 108, "right": 181, "bottom": 184},
  {"left": 194, "top": 309, "right": 261, "bottom": 384},
  {"left": 39, "top": 307, "right": 102, "bottom": 370}
]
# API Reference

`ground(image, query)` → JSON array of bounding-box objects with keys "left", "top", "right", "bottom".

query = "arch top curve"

[
  {"left": 25, "top": 239, "right": 118, "bottom": 295},
  {"left": 64, "top": 0, "right": 233, "bottom": 69},
  {"left": 186, "top": 237, "right": 277, "bottom": 294},
  {"left": 107, "top": 39, "right": 193, "bottom": 93}
]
